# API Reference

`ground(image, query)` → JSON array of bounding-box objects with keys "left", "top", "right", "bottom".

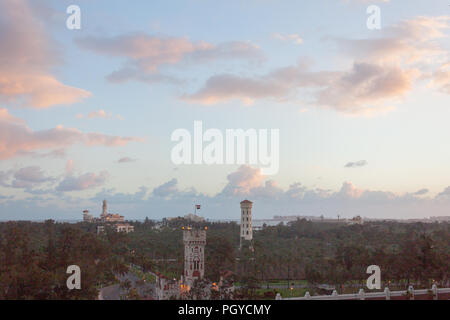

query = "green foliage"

[
  {"left": 0, "top": 220, "right": 129, "bottom": 299},
  {"left": 0, "top": 218, "right": 448, "bottom": 299}
]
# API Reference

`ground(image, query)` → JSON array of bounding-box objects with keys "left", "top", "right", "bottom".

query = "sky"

[{"left": 1, "top": 0, "right": 450, "bottom": 220}]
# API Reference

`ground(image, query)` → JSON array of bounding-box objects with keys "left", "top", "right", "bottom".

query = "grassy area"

[
  {"left": 235, "top": 279, "right": 308, "bottom": 287},
  {"left": 265, "top": 279, "right": 308, "bottom": 286},
  {"left": 250, "top": 287, "right": 309, "bottom": 299}
]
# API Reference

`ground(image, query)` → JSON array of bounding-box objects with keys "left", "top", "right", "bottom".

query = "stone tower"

[
  {"left": 240, "top": 200, "right": 253, "bottom": 248},
  {"left": 183, "top": 227, "right": 207, "bottom": 288},
  {"left": 102, "top": 200, "right": 107, "bottom": 217}
]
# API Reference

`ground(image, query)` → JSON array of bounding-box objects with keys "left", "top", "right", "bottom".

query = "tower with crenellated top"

[{"left": 182, "top": 226, "right": 207, "bottom": 288}]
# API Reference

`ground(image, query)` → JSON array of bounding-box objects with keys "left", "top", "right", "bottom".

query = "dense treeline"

[
  {"left": 0, "top": 220, "right": 129, "bottom": 299},
  {"left": 252, "top": 220, "right": 449, "bottom": 288},
  {"left": 0, "top": 218, "right": 448, "bottom": 299},
  {"left": 128, "top": 218, "right": 449, "bottom": 289}
]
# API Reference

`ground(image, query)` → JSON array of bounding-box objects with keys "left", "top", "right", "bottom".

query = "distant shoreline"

[{"left": 0, "top": 216, "right": 448, "bottom": 225}]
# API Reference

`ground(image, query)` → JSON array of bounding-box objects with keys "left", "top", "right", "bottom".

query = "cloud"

[
  {"left": 76, "top": 109, "right": 125, "bottom": 120},
  {"left": 152, "top": 178, "right": 198, "bottom": 199},
  {"left": 138, "top": 166, "right": 450, "bottom": 219},
  {"left": 413, "top": 188, "right": 429, "bottom": 196},
  {"left": 333, "top": 16, "right": 450, "bottom": 65},
  {"left": 183, "top": 16, "right": 449, "bottom": 116},
  {"left": 76, "top": 33, "right": 263, "bottom": 84},
  {"left": 336, "top": 181, "right": 364, "bottom": 199},
  {"left": 11, "top": 166, "right": 54, "bottom": 189},
  {"left": 0, "top": 170, "right": 13, "bottom": 187},
  {"left": 56, "top": 171, "right": 109, "bottom": 192},
  {"left": 0, "top": 166, "right": 55, "bottom": 191},
  {"left": 429, "top": 62, "right": 450, "bottom": 94},
  {"left": 88, "top": 109, "right": 110, "bottom": 119},
  {"left": 316, "top": 63, "right": 417, "bottom": 114},
  {"left": 65, "top": 160, "right": 74, "bottom": 176},
  {"left": 2, "top": 164, "right": 450, "bottom": 220},
  {"left": 0, "top": 0, "right": 90, "bottom": 108},
  {"left": 220, "top": 165, "right": 266, "bottom": 196},
  {"left": 436, "top": 186, "right": 450, "bottom": 198},
  {"left": 272, "top": 33, "right": 303, "bottom": 45},
  {"left": 0, "top": 108, "right": 142, "bottom": 160},
  {"left": 37, "top": 148, "right": 67, "bottom": 158},
  {"left": 182, "top": 73, "right": 291, "bottom": 105},
  {"left": 91, "top": 186, "right": 149, "bottom": 203},
  {"left": 117, "top": 157, "right": 136, "bottom": 163},
  {"left": 182, "top": 62, "right": 413, "bottom": 114},
  {"left": 345, "top": 160, "right": 368, "bottom": 168},
  {"left": 341, "top": 0, "right": 390, "bottom": 4},
  {"left": 152, "top": 178, "right": 179, "bottom": 198}
]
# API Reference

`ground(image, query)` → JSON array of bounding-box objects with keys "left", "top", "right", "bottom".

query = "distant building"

[
  {"left": 430, "top": 216, "right": 450, "bottom": 222},
  {"left": 217, "top": 270, "right": 235, "bottom": 298},
  {"left": 349, "top": 215, "right": 364, "bottom": 225},
  {"left": 82, "top": 210, "right": 94, "bottom": 222},
  {"left": 97, "top": 225, "right": 105, "bottom": 234},
  {"left": 155, "top": 273, "right": 181, "bottom": 300},
  {"left": 240, "top": 200, "right": 253, "bottom": 248},
  {"left": 88, "top": 200, "right": 133, "bottom": 234},
  {"left": 184, "top": 213, "right": 205, "bottom": 223},
  {"left": 103, "top": 213, "right": 125, "bottom": 223},
  {"left": 100, "top": 200, "right": 124, "bottom": 222},
  {"left": 115, "top": 223, "right": 134, "bottom": 233}
]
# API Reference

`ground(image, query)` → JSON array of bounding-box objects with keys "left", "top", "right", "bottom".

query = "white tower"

[
  {"left": 183, "top": 227, "right": 207, "bottom": 288},
  {"left": 240, "top": 200, "right": 253, "bottom": 248}
]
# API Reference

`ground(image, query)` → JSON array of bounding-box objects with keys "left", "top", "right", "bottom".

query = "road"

[{"left": 98, "top": 272, "right": 156, "bottom": 300}]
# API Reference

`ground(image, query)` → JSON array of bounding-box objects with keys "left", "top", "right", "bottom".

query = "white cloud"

[{"left": 272, "top": 33, "right": 303, "bottom": 45}]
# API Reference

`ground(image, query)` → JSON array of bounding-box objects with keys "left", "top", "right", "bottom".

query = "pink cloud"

[
  {"left": 65, "top": 160, "right": 74, "bottom": 176},
  {"left": 430, "top": 63, "right": 450, "bottom": 94},
  {"left": 76, "top": 109, "right": 124, "bottom": 120},
  {"left": 0, "top": 108, "right": 142, "bottom": 160},
  {"left": 88, "top": 110, "right": 109, "bottom": 119},
  {"left": 182, "top": 62, "right": 415, "bottom": 115},
  {"left": 76, "top": 33, "right": 263, "bottom": 83},
  {"left": 0, "top": 0, "right": 90, "bottom": 109},
  {"left": 337, "top": 181, "right": 364, "bottom": 199},
  {"left": 183, "top": 16, "right": 449, "bottom": 116},
  {"left": 221, "top": 165, "right": 266, "bottom": 196}
]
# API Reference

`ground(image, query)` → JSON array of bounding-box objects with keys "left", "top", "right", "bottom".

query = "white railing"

[{"left": 276, "top": 284, "right": 450, "bottom": 300}]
